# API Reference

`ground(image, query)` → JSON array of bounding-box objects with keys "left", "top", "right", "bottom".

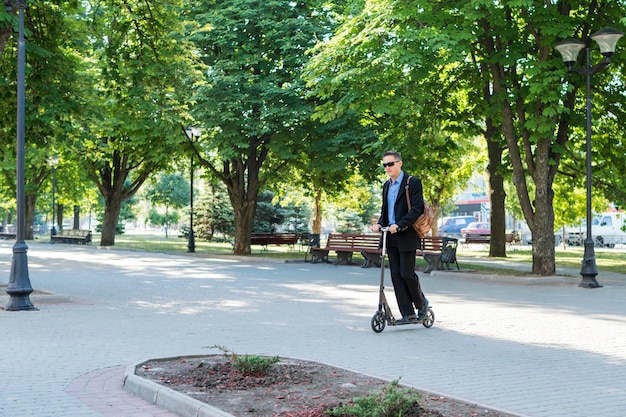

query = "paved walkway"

[{"left": 1, "top": 241, "right": 625, "bottom": 417}]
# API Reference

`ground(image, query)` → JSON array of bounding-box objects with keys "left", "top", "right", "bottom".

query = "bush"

[
  {"left": 327, "top": 380, "right": 421, "bottom": 417},
  {"left": 208, "top": 345, "right": 280, "bottom": 375}
]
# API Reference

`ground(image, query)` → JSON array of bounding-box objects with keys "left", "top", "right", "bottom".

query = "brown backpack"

[{"left": 405, "top": 176, "right": 435, "bottom": 238}]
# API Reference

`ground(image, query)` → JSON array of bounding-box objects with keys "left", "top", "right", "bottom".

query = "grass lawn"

[
  {"left": 456, "top": 244, "right": 626, "bottom": 274},
  {"left": 95, "top": 232, "right": 626, "bottom": 275}
]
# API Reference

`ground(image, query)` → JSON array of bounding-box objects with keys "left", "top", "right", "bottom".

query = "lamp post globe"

[{"left": 554, "top": 27, "right": 623, "bottom": 288}]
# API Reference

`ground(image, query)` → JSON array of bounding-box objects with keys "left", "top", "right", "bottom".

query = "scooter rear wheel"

[
  {"left": 371, "top": 311, "right": 386, "bottom": 333},
  {"left": 422, "top": 309, "right": 435, "bottom": 328}
]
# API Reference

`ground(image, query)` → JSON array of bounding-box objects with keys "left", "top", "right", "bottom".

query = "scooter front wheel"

[
  {"left": 422, "top": 309, "right": 435, "bottom": 328},
  {"left": 371, "top": 311, "right": 386, "bottom": 333}
]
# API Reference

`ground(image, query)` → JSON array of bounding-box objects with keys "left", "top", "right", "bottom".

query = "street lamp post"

[
  {"left": 184, "top": 126, "right": 203, "bottom": 253},
  {"left": 4, "top": 0, "right": 35, "bottom": 311},
  {"left": 555, "top": 27, "right": 623, "bottom": 289},
  {"left": 48, "top": 155, "right": 60, "bottom": 239}
]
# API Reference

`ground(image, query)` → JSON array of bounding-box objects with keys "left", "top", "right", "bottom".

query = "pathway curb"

[{"left": 124, "top": 360, "right": 236, "bottom": 417}]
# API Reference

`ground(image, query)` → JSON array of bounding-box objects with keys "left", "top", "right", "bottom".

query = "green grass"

[
  {"left": 105, "top": 232, "right": 307, "bottom": 258},
  {"left": 456, "top": 245, "right": 626, "bottom": 274},
  {"left": 94, "top": 233, "right": 626, "bottom": 275}
]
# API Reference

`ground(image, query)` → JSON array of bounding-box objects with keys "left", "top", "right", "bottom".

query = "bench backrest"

[
  {"left": 505, "top": 233, "right": 520, "bottom": 244},
  {"left": 419, "top": 236, "right": 446, "bottom": 251},
  {"left": 250, "top": 233, "right": 299, "bottom": 245},
  {"left": 58, "top": 229, "right": 90, "bottom": 237},
  {"left": 326, "top": 233, "right": 380, "bottom": 249}
]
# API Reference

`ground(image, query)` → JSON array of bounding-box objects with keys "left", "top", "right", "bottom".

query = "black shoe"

[
  {"left": 417, "top": 299, "right": 429, "bottom": 320},
  {"left": 396, "top": 314, "right": 418, "bottom": 324}
]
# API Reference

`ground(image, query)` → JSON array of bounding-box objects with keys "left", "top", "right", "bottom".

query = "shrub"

[
  {"left": 208, "top": 345, "right": 280, "bottom": 375},
  {"left": 326, "top": 380, "right": 421, "bottom": 417}
]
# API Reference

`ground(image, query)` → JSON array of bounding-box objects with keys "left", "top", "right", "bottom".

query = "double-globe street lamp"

[
  {"left": 184, "top": 126, "right": 203, "bottom": 253},
  {"left": 4, "top": 0, "right": 35, "bottom": 310},
  {"left": 555, "top": 27, "right": 624, "bottom": 289}
]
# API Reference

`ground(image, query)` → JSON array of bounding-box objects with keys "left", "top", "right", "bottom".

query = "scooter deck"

[{"left": 391, "top": 317, "right": 425, "bottom": 326}]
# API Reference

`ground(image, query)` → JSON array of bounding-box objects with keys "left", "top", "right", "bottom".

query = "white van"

[{"left": 592, "top": 211, "right": 626, "bottom": 247}]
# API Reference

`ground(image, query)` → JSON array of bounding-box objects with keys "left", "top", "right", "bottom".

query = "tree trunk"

[
  {"left": 485, "top": 124, "right": 506, "bottom": 258},
  {"left": 201, "top": 133, "right": 269, "bottom": 255},
  {"left": 91, "top": 149, "right": 152, "bottom": 247},
  {"left": 165, "top": 205, "right": 169, "bottom": 238},
  {"left": 57, "top": 204, "right": 64, "bottom": 231},
  {"left": 483, "top": 29, "right": 557, "bottom": 275},
  {"left": 502, "top": 108, "right": 556, "bottom": 275},
  {"left": 73, "top": 205, "right": 80, "bottom": 229},
  {"left": 231, "top": 199, "right": 257, "bottom": 255},
  {"left": 228, "top": 167, "right": 258, "bottom": 256},
  {"left": 0, "top": 24, "right": 13, "bottom": 58},
  {"left": 227, "top": 149, "right": 264, "bottom": 255},
  {"left": 312, "top": 187, "right": 322, "bottom": 234},
  {"left": 100, "top": 194, "right": 123, "bottom": 246},
  {"left": 528, "top": 138, "right": 556, "bottom": 275},
  {"left": 25, "top": 193, "right": 36, "bottom": 240}
]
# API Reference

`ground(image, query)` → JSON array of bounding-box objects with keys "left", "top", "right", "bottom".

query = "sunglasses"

[{"left": 382, "top": 161, "right": 400, "bottom": 168}]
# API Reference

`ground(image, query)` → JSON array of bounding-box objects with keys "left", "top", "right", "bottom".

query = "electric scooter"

[{"left": 371, "top": 227, "right": 435, "bottom": 333}]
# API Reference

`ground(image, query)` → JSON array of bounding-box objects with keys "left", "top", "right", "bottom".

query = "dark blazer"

[{"left": 377, "top": 173, "right": 424, "bottom": 251}]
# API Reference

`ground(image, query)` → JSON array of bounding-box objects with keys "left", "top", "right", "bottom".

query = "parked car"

[
  {"left": 461, "top": 222, "right": 491, "bottom": 237},
  {"left": 590, "top": 211, "right": 626, "bottom": 247},
  {"left": 438, "top": 216, "right": 476, "bottom": 237}
]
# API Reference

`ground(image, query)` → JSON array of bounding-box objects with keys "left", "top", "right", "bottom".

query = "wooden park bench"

[
  {"left": 417, "top": 236, "right": 460, "bottom": 273},
  {"left": 309, "top": 233, "right": 460, "bottom": 272},
  {"left": 309, "top": 233, "right": 381, "bottom": 266},
  {"left": 250, "top": 233, "right": 299, "bottom": 252},
  {"left": 51, "top": 229, "right": 92, "bottom": 245},
  {"left": 0, "top": 226, "right": 16, "bottom": 240},
  {"left": 463, "top": 232, "right": 520, "bottom": 248},
  {"left": 506, "top": 232, "right": 521, "bottom": 248},
  {"left": 464, "top": 234, "right": 491, "bottom": 245}
]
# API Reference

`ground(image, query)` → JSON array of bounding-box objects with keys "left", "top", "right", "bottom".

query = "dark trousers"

[{"left": 387, "top": 237, "right": 426, "bottom": 317}]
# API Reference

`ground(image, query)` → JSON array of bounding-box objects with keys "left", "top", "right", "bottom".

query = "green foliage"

[
  {"left": 146, "top": 174, "right": 190, "bottom": 210},
  {"left": 279, "top": 203, "right": 311, "bottom": 235},
  {"left": 186, "top": 0, "right": 357, "bottom": 254},
  {"left": 305, "top": 0, "right": 626, "bottom": 273},
  {"left": 0, "top": 0, "right": 88, "bottom": 238},
  {"left": 253, "top": 191, "right": 286, "bottom": 233},
  {"left": 147, "top": 208, "right": 180, "bottom": 229},
  {"left": 231, "top": 354, "right": 280, "bottom": 375},
  {"left": 327, "top": 380, "right": 421, "bottom": 417},
  {"left": 208, "top": 345, "right": 280, "bottom": 376},
  {"left": 194, "top": 181, "right": 235, "bottom": 240},
  {"left": 74, "top": 0, "right": 198, "bottom": 245},
  {"left": 335, "top": 209, "right": 364, "bottom": 233},
  {"left": 144, "top": 173, "right": 189, "bottom": 237},
  {"left": 95, "top": 222, "right": 125, "bottom": 235}
]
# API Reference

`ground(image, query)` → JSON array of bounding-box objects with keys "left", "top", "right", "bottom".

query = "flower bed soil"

[{"left": 135, "top": 355, "right": 518, "bottom": 417}]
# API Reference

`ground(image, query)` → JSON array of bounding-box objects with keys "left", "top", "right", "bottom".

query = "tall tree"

[
  {"left": 439, "top": 1, "right": 625, "bottom": 274},
  {"left": 145, "top": 173, "right": 189, "bottom": 238},
  {"left": 187, "top": 0, "right": 341, "bottom": 255},
  {"left": 76, "top": 0, "right": 197, "bottom": 245},
  {"left": 304, "top": 0, "right": 483, "bottom": 237}
]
